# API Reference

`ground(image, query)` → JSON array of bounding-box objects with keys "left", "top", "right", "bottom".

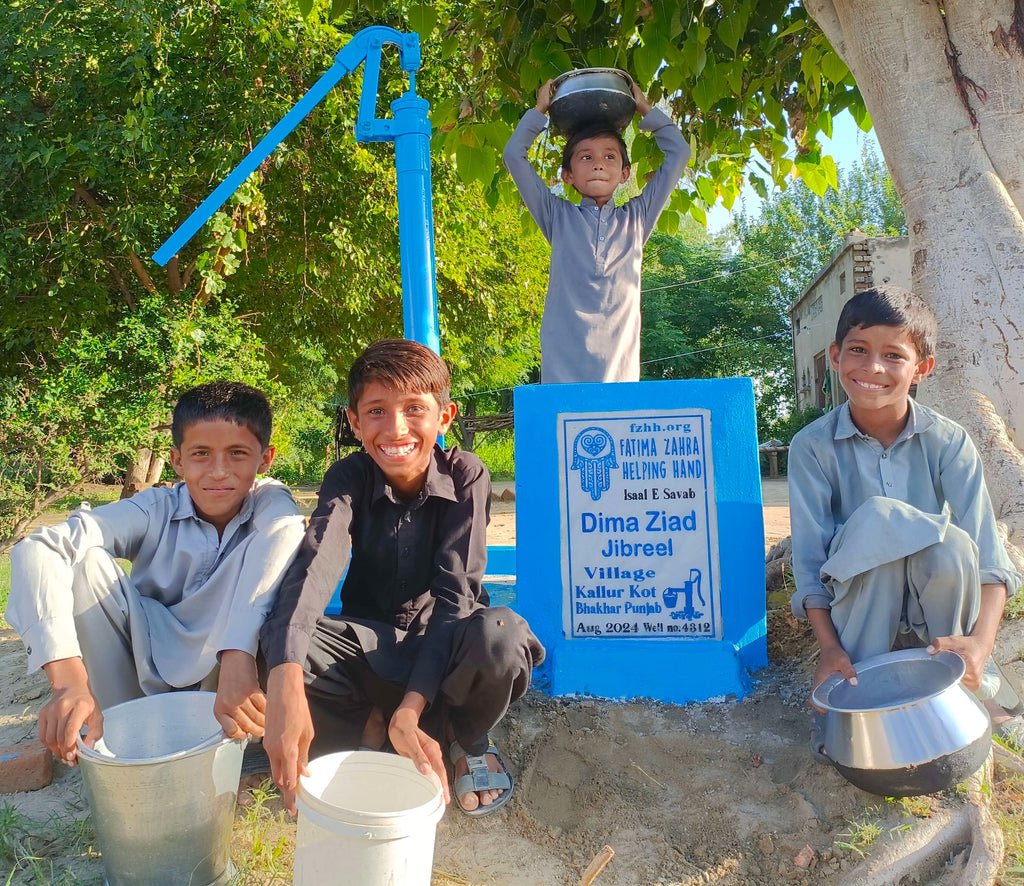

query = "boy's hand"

[
  {"left": 388, "top": 697, "right": 451, "bottom": 805},
  {"left": 536, "top": 80, "right": 554, "bottom": 115},
  {"left": 631, "top": 81, "right": 653, "bottom": 117},
  {"left": 927, "top": 634, "right": 992, "bottom": 692},
  {"left": 39, "top": 657, "right": 102, "bottom": 765},
  {"left": 264, "top": 663, "right": 313, "bottom": 815},
  {"left": 810, "top": 645, "right": 859, "bottom": 712},
  {"left": 214, "top": 649, "right": 266, "bottom": 739},
  {"left": 806, "top": 608, "right": 857, "bottom": 712}
]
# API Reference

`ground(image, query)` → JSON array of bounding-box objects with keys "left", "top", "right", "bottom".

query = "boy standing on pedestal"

[{"left": 503, "top": 77, "right": 690, "bottom": 383}]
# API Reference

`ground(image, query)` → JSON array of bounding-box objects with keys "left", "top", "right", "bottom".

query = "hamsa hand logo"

[{"left": 571, "top": 427, "right": 618, "bottom": 501}]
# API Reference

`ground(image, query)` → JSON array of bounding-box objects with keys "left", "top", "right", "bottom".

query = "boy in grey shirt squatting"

[
  {"left": 6, "top": 382, "right": 305, "bottom": 764},
  {"left": 788, "top": 287, "right": 1022, "bottom": 758},
  {"left": 503, "top": 78, "right": 690, "bottom": 384}
]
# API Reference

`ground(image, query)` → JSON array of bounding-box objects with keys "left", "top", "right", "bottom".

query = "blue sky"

[{"left": 707, "top": 111, "right": 882, "bottom": 231}]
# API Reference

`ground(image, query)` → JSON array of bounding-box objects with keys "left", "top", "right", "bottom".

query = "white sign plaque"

[{"left": 557, "top": 410, "right": 721, "bottom": 639}]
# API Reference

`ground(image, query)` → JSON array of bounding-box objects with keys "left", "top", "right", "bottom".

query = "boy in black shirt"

[{"left": 262, "top": 339, "right": 544, "bottom": 815}]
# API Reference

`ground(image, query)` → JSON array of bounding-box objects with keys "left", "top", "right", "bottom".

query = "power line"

[
  {"left": 640, "top": 251, "right": 809, "bottom": 294},
  {"left": 640, "top": 330, "right": 789, "bottom": 366}
]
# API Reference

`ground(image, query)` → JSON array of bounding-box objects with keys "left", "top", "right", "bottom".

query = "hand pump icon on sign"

[
  {"left": 663, "top": 569, "right": 704, "bottom": 620},
  {"left": 151, "top": 27, "right": 440, "bottom": 354}
]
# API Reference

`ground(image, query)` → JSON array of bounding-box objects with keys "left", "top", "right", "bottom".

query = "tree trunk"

[
  {"left": 456, "top": 399, "right": 477, "bottom": 452},
  {"left": 121, "top": 448, "right": 154, "bottom": 499},
  {"left": 806, "top": 0, "right": 1024, "bottom": 574},
  {"left": 145, "top": 454, "right": 166, "bottom": 486}
]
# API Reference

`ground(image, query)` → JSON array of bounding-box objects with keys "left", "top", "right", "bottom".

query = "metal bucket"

[
  {"left": 549, "top": 68, "right": 636, "bottom": 136},
  {"left": 813, "top": 649, "right": 991, "bottom": 796},
  {"left": 77, "top": 691, "right": 245, "bottom": 886}
]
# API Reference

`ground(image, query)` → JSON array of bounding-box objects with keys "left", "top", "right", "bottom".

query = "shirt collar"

[
  {"left": 579, "top": 195, "right": 614, "bottom": 215},
  {"left": 371, "top": 446, "right": 459, "bottom": 507},
  {"left": 832, "top": 398, "right": 934, "bottom": 444}
]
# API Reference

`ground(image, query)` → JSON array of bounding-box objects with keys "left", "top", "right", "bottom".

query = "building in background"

[{"left": 789, "top": 232, "right": 911, "bottom": 412}]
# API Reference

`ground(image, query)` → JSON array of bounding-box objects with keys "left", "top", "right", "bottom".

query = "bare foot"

[
  {"left": 360, "top": 707, "right": 386, "bottom": 750},
  {"left": 454, "top": 749, "right": 507, "bottom": 812}
]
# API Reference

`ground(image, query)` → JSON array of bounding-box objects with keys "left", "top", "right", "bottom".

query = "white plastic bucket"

[{"left": 295, "top": 750, "right": 445, "bottom": 886}]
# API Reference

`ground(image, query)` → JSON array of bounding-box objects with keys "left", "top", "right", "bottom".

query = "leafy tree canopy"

[
  {"left": 1, "top": 0, "right": 547, "bottom": 394},
  {"left": 319, "top": 0, "right": 868, "bottom": 228}
]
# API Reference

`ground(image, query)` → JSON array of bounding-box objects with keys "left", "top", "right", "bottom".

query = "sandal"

[{"left": 448, "top": 738, "right": 514, "bottom": 816}]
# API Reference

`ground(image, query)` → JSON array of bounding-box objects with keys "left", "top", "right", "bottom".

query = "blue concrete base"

[
  {"left": 545, "top": 639, "right": 751, "bottom": 703},
  {"left": 514, "top": 378, "right": 767, "bottom": 704}
]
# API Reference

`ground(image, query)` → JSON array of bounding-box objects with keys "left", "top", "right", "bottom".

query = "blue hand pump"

[{"left": 152, "top": 26, "right": 440, "bottom": 354}]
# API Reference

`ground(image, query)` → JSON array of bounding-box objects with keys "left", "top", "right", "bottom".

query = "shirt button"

[
  {"left": 886, "top": 482, "right": 892, "bottom": 487},
  {"left": 599, "top": 236, "right": 605, "bottom": 241},
  {"left": 402, "top": 546, "right": 410, "bottom": 557},
  {"left": 881, "top": 453, "right": 888, "bottom": 459}
]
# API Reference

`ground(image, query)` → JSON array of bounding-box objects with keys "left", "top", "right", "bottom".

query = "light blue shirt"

[
  {"left": 788, "top": 400, "right": 1021, "bottom": 616},
  {"left": 6, "top": 479, "right": 304, "bottom": 686},
  {"left": 503, "top": 107, "right": 690, "bottom": 383}
]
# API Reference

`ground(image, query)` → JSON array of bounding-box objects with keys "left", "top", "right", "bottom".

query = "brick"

[{"left": 0, "top": 739, "right": 54, "bottom": 793}]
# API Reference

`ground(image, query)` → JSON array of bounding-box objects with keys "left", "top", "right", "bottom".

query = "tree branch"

[
  {"left": 0, "top": 479, "right": 86, "bottom": 555},
  {"left": 804, "top": 0, "right": 849, "bottom": 63},
  {"left": 73, "top": 183, "right": 158, "bottom": 295},
  {"left": 166, "top": 254, "right": 183, "bottom": 295}
]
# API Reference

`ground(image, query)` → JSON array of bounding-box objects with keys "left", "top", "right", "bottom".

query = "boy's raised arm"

[
  {"left": 632, "top": 89, "right": 691, "bottom": 239},
  {"left": 502, "top": 81, "right": 558, "bottom": 241}
]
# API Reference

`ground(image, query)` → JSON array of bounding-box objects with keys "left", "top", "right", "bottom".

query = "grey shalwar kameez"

[
  {"left": 788, "top": 400, "right": 1020, "bottom": 663},
  {"left": 503, "top": 107, "right": 690, "bottom": 384}
]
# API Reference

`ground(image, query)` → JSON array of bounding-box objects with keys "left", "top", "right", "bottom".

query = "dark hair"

[
  {"left": 171, "top": 381, "right": 273, "bottom": 449},
  {"left": 561, "top": 124, "right": 631, "bottom": 173},
  {"left": 834, "top": 285, "right": 938, "bottom": 360},
  {"left": 348, "top": 339, "right": 451, "bottom": 411}
]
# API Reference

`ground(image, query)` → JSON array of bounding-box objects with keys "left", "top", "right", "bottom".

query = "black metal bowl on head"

[{"left": 549, "top": 68, "right": 637, "bottom": 137}]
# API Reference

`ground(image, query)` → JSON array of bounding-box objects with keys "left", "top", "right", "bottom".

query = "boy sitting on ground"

[
  {"left": 788, "top": 286, "right": 1022, "bottom": 758},
  {"left": 503, "top": 77, "right": 690, "bottom": 384},
  {"left": 6, "top": 381, "right": 305, "bottom": 764},
  {"left": 261, "top": 339, "right": 545, "bottom": 815}
]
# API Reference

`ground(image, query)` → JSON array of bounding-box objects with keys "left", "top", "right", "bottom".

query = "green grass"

[
  {"left": 833, "top": 810, "right": 885, "bottom": 857},
  {"left": 0, "top": 553, "right": 10, "bottom": 622},
  {"left": 0, "top": 802, "right": 102, "bottom": 886},
  {"left": 473, "top": 430, "right": 515, "bottom": 480},
  {"left": 995, "top": 770, "right": 1024, "bottom": 884},
  {"left": 229, "top": 780, "right": 293, "bottom": 884}
]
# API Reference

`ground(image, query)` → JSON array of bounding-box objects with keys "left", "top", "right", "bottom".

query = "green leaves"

[
  {"left": 716, "top": 0, "right": 752, "bottom": 53},
  {"left": 574, "top": 0, "right": 598, "bottom": 25},
  {"left": 794, "top": 152, "right": 838, "bottom": 197},
  {"left": 407, "top": 4, "right": 438, "bottom": 39},
  {"left": 456, "top": 140, "right": 498, "bottom": 186}
]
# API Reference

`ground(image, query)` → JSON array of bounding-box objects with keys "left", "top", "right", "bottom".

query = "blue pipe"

[{"left": 152, "top": 26, "right": 440, "bottom": 354}]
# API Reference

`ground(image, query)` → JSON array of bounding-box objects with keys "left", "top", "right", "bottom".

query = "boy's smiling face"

[
  {"left": 561, "top": 135, "right": 631, "bottom": 206},
  {"left": 169, "top": 418, "right": 274, "bottom": 533},
  {"left": 829, "top": 323, "right": 935, "bottom": 429},
  {"left": 348, "top": 382, "right": 457, "bottom": 498}
]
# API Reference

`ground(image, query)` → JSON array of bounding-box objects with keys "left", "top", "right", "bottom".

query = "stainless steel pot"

[
  {"left": 812, "top": 649, "right": 991, "bottom": 797},
  {"left": 549, "top": 68, "right": 636, "bottom": 136}
]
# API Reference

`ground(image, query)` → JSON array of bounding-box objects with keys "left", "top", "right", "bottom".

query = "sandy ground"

[{"left": 2, "top": 479, "right": 1021, "bottom": 885}]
